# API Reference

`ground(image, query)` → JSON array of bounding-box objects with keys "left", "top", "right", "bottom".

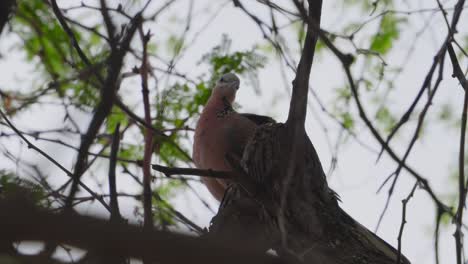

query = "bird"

[
  {"left": 192, "top": 73, "right": 273, "bottom": 201},
  {"left": 192, "top": 73, "right": 411, "bottom": 263}
]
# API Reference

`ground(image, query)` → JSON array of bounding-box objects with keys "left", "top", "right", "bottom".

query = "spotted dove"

[{"left": 193, "top": 73, "right": 273, "bottom": 201}]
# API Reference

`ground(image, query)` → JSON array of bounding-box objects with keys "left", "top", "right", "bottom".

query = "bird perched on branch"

[
  {"left": 193, "top": 73, "right": 410, "bottom": 264},
  {"left": 193, "top": 73, "right": 273, "bottom": 201}
]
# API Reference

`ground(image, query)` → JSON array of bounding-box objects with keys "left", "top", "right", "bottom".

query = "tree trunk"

[{"left": 209, "top": 123, "right": 411, "bottom": 264}]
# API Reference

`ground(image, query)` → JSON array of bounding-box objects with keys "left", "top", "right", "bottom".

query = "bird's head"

[{"left": 212, "top": 73, "right": 240, "bottom": 103}]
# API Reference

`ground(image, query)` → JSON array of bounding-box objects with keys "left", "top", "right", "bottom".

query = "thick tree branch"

[
  {"left": 99, "top": 0, "right": 116, "bottom": 44},
  {"left": 0, "top": 198, "right": 280, "bottom": 264},
  {"left": 286, "top": 0, "right": 322, "bottom": 129}
]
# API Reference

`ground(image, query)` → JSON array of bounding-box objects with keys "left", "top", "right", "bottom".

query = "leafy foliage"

[
  {"left": 341, "top": 112, "right": 355, "bottom": 130},
  {"left": 0, "top": 171, "right": 48, "bottom": 207},
  {"left": 149, "top": 35, "right": 267, "bottom": 166},
  {"left": 13, "top": 0, "right": 106, "bottom": 110},
  {"left": 202, "top": 35, "right": 267, "bottom": 82},
  {"left": 152, "top": 179, "right": 185, "bottom": 226}
]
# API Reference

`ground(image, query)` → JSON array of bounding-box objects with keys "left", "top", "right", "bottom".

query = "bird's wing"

[
  {"left": 239, "top": 113, "right": 276, "bottom": 125},
  {"left": 224, "top": 114, "right": 258, "bottom": 160}
]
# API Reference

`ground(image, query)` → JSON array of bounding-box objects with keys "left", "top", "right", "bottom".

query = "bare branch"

[
  {"left": 396, "top": 182, "right": 418, "bottom": 264},
  {"left": 152, "top": 164, "right": 234, "bottom": 179},
  {"left": 0, "top": 108, "right": 111, "bottom": 212},
  {"left": 109, "top": 123, "right": 122, "bottom": 222},
  {"left": 139, "top": 27, "right": 154, "bottom": 233},
  {"left": 448, "top": 42, "right": 468, "bottom": 264}
]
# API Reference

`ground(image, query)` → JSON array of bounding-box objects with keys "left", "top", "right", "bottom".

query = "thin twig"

[
  {"left": 434, "top": 209, "right": 442, "bottom": 264},
  {"left": 448, "top": 41, "right": 468, "bottom": 264},
  {"left": 396, "top": 182, "right": 418, "bottom": 264},
  {"left": 129, "top": 165, "right": 206, "bottom": 234},
  {"left": 152, "top": 164, "right": 234, "bottom": 179},
  {"left": 0, "top": 108, "right": 111, "bottom": 212},
  {"left": 293, "top": 6, "right": 453, "bottom": 216},
  {"left": 375, "top": 51, "right": 446, "bottom": 231}
]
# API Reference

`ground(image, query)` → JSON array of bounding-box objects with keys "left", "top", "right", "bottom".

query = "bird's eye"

[{"left": 220, "top": 77, "right": 225, "bottom": 82}]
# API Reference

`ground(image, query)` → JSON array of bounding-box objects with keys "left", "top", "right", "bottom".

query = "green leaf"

[
  {"left": 0, "top": 171, "right": 48, "bottom": 207},
  {"left": 341, "top": 112, "right": 355, "bottom": 130},
  {"left": 375, "top": 106, "right": 396, "bottom": 132},
  {"left": 440, "top": 211, "right": 452, "bottom": 225},
  {"left": 152, "top": 180, "right": 186, "bottom": 226},
  {"left": 201, "top": 35, "right": 267, "bottom": 79},
  {"left": 336, "top": 87, "right": 352, "bottom": 100},
  {"left": 106, "top": 106, "right": 128, "bottom": 133},
  {"left": 439, "top": 103, "right": 453, "bottom": 122},
  {"left": 292, "top": 21, "right": 306, "bottom": 47},
  {"left": 119, "top": 144, "right": 143, "bottom": 162},
  {"left": 159, "top": 141, "right": 190, "bottom": 164},
  {"left": 370, "top": 14, "right": 404, "bottom": 55}
]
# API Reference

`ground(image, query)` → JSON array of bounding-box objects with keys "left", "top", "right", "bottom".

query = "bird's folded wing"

[{"left": 239, "top": 113, "right": 276, "bottom": 126}]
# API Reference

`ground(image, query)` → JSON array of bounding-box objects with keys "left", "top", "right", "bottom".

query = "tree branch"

[
  {"left": 286, "top": 0, "right": 322, "bottom": 129},
  {"left": 396, "top": 182, "right": 418, "bottom": 264},
  {"left": 64, "top": 12, "right": 142, "bottom": 211},
  {"left": 139, "top": 27, "right": 154, "bottom": 234},
  {"left": 0, "top": 198, "right": 280, "bottom": 264},
  {"left": 0, "top": 108, "right": 111, "bottom": 212},
  {"left": 108, "top": 123, "right": 122, "bottom": 222},
  {"left": 152, "top": 164, "right": 234, "bottom": 179},
  {"left": 448, "top": 42, "right": 468, "bottom": 264}
]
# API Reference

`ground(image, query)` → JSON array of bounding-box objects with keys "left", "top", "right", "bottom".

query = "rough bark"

[
  {"left": 210, "top": 123, "right": 410, "bottom": 263},
  {"left": 0, "top": 195, "right": 280, "bottom": 264},
  {"left": 208, "top": 1, "right": 411, "bottom": 263}
]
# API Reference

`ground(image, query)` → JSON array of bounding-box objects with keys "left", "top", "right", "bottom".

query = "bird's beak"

[{"left": 231, "top": 81, "right": 240, "bottom": 90}]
